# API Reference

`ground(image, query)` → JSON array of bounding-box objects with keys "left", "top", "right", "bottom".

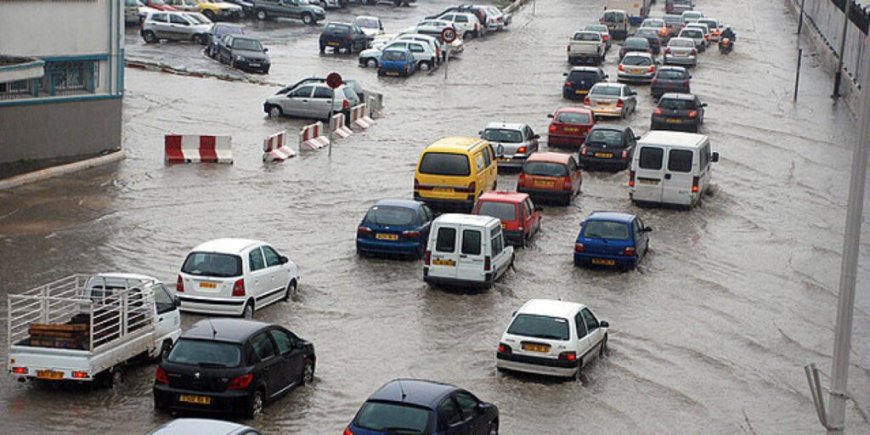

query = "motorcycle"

[{"left": 719, "top": 38, "right": 733, "bottom": 54}]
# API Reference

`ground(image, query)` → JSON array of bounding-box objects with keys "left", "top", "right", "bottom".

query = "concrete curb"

[
  {"left": 0, "top": 149, "right": 125, "bottom": 191},
  {"left": 125, "top": 59, "right": 283, "bottom": 87}
]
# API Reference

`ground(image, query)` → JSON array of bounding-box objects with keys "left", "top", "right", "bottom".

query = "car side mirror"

[
  {"left": 634, "top": 135, "right": 641, "bottom": 140},
  {"left": 688, "top": 75, "right": 693, "bottom": 79},
  {"left": 701, "top": 103, "right": 708, "bottom": 107},
  {"left": 600, "top": 321, "right": 609, "bottom": 328},
  {"left": 712, "top": 152, "right": 720, "bottom": 162},
  {"left": 264, "top": 48, "right": 269, "bottom": 52},
  {"left": 512, "top": 310, "right": 517, "bottom": 317},
  {"left": 172, "top": 295, "right": 180, "bottom": 306},
  {"left": 562, "top": 72, "right": 568, "bottom": 76},
  {"left": 644, "top": 226, "right": 653, "bottom": 232},
  {"left": 478, "top": 130, "right": 483, "bottom": 136},
  {"left": 547, "top": 113, "right": 554, "bottom": 119},
  {"left": 532, "top": 134, "right": 540, "bottom": 139},
  {"left": 279, "top": 255, "right": 289, "bottom": 264}
]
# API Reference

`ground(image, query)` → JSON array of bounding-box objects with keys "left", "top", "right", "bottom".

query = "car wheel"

[
  {"left": 143, "top": 30, "right": 157, "bottom": 43},
  {"left": 247, "top": 390, "right": 264, "bottom": 418},
  {"left": 600, "top": 333, "right": 609, "bottom": 357},
  {"left": 301, "top": 359, "right": 315, "bottom": 385},
  {"left": 256, "top": 9, "right": 267, "bottom": 20},
  {"left": 302, "top": 13, "right": 314, "bottom": 25},
  {"left": 268, "top": 105, "right": 282, "bottom": 118},
  {"left": 366, "top": 58, "right": 378, "bottom": 68},
  {"left": 488, "top": 421, "right": 499, "bottom": 435},
  {"left": 283, "top": 280, "right": 297, "bottom": 301},
  {"left": 203, "top": 10, "right": 215, "bottom": 21},
  {"left": 463, "top": 31, "right": 473, "bottom": 40},
  {"left": 319, "top": 0, "right": 327, "bottom": 8},
  {"left": 109, "top": 366, "right": 124, "bottom": 389},
  {"left": 154, "top": 393, "right": 168, "bottom": 412},
  {"left": 242, "top": 301, "right": 254, "bottom": 319},
  {"left": 155, "top": 340, "right": 172, "bottom": 362},
  {"left": 319, "top": 44, "right": 326, "bottom": 53}
]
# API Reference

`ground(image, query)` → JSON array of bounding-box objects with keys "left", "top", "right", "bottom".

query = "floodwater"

[{"left": 2, "top": 0, "right": 870, "bottom": 433}]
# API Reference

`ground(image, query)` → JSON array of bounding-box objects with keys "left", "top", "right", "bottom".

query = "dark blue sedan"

[
  {"left": 356, "top": 199, "right": 433, "bottom": 259},
  {"left": 345, "top": 379, "right": 499, "bottom": 435},
  {"left": 573, "top": 211, "right": 651, "bottom": 270}
]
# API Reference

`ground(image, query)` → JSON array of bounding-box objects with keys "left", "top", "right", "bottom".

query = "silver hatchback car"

[
  {"left": 664, "top": 37, "right": 698, "bottom": 67},
  {"left": 141, "top": 11, "right": 213, "bottom": 44},
  {"left": 585, "top": 83, "right": 638, "bottom": 119},
  {"left": 480, "top": 122, "right": 540, "bottom": 169},
  {"left": 618, "top": 52, "right": 658, "bottom": 84}
]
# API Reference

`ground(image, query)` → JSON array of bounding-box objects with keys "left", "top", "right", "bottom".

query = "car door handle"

[
  {"left": 302, "top": 99, "right": 308, "bottom": 102},
  {"left": 158, "top": 317, "right": 164, "bottom": 322},
  {"left": 665, "top": 174, "right": 672, "bottom": 180},
  {"left": 459, "top": 254, "right": 468, "bottom": 258}
]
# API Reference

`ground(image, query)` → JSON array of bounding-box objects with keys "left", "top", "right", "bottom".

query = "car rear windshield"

[
  {"left": 233, "top": 38, "right": 262, "bottom": 51},
  {"left": 507, "top": 314, "right": 570, "bottom": 341},
  {"left": 354, "top": 401, "right": 432, "bottom": 434},
  {"left": 556, "top": 112, "right": 591, "bottom": 124},
  {"left": 383, "top": 50, "right": 407, "bottom": 61},
  {"left": 326, "top": 23, "right": 351, "bottom": 33},
  {"left": 476, "top": 201, "right": 517, "bottom": 221},
  {"left": 622, "top": 56, "right": 652, "bottom": 66},
  {"left": 584, "top": 25, "right": 607, "bottom": 32},
  {"left": 568, "top": 71, "right": 600, "bottom": 81},
  {"left": 523, "top": 162, "right": 569, "bottom": 177},
  {"left": 664, "top": 15, "right": 682, "bottom": 24},
  {"left": 583, "top": 220, "right": 630, "bottom": 240},
  {"left": 586, "top": 129, "right": 625, "bottom": 147},
  {"left": 590, "top": 86, "right": 621, "bottom": 96},
  {"left": 658, "top": 69, "right": 687, "bottom": 79},
  {"left": 365, "top": 205, "right": 417, "bottom": 226},
  {"left": 643, "top": 20, "right": 664, "bottom": 27},
  {"left": 681, "top": 30, "right": 702, "bottom": 38},
  {"left": 419, "top": 152, "right": 470, "bottom": 176},
  {"left": 167, "top": 339, "right": 242, "bottom": 367},
  {"left": 482, "top": 128, "right": 523, "bottom": 143},
  {"left": 624, "top": 38, "right": 649, "bottom": 49},
  {"left": 658, "top": 98, "right": 696, "bottom": 110},
  {"left": 355, "top": 18, "right": 379, "bottom": 28},
  {"left": 181, "top": 252, "right": 243, "bottom": 278},
  {"left": 572, "top": 32, "right": 599, "bottom": 41}
]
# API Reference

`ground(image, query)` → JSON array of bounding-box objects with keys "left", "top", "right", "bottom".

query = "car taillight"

[
  {"left": 603, "top": 34, "right": 610, "bottom": 41},
  {"left": 558, "top": 351, "right": 577, "bottom": 362},
  {"left": 155, "top": 366, "right": 169, "bottom": 385},
  {"left": 580, "top": 147, "right": 587, "bottom": 156},
  {"left": 549, "top": 124, "right": 557, "bottom": 133},
  {"left": 575, "top": 242, "right": 585, "bottom": 253},
  {"left": 624, "top": 246, "right": 636, "bottom": 256},
  {"left": 621, "top": 150, "right": 628, "bottom": 159},
  {"left": 629, "top": 170, "right": 636, "bottom": 187},
  {"left": 72, "top": 371, "right": 88, "bottom": 379},
  {"left": 227, "top": 373, "right": 253, "bottom": 390},
  {"left": 518, "top": 172, "right": 527, "bottom": 187},
  {"left": 688, "top": 110, "right": 698, "bottom": 118},
  {"left": 424, "top": 250, "right": 431, "bottom": 265},
  {"left": 11, "top": 367, "right": 27, "bottom": 375},
  {"left": 647, "top": 65, "right": 655, "bottom": 72},
  {"left": 562, "top": 177, "right": 572, "bottom": 190},
  {"left": 176, "top": 275, "right": 184, "bottom": 293},
  {"left": 654, "top": 108, "right": 663, "bottom": 115},
  {"left": 402, "top": 230, "right": 420, "bottom": 239},
  {"left": 342, "top": 100, "right": 349, "bottom": 110},
  {"left": 498, "top": 343, "right": 512, "bottom": 354},
  {"left": 357, "top": 226, "right": 372, "bottom": 236},
  {"left": 618, "top": 64, "right": 625, "bottom": 71},
  {"left": 564, "top": 81, "right": 572, "bottom": 88},
  {"left": 232, "top": 279, "right": 245, "bottom": 297},
  {"left": 517, "top": 146, "right": 527, "bottom": 154},
  {"left": 692, "top": 176, "right": 700, "bottom": 193},
  {"left": 665, "top": 47, "right": 672, "bottom": 54},
  {"left": 584, "top": 97, "right": 591, "bottom": 106},
  {"left": 683, "top": 80, "right": 690, "bottom": 86},
  {"left": 484, "top": 256, "right": 491, "bottom": 271},
  {"left": 343, "top": 428, "right": 354, "bottom": 435},
  {"left": 690, "top": 49, "right": 697, "bottom": 55},
  {"left": 616, "top": 99, "right": 624, "bottom": 108}
]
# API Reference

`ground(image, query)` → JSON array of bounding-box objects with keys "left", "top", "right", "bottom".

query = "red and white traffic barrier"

[
  {"left": 350, "top": 104, "right": 374, "bottom": 130},
  {"left": 329, "top": 113, "right": 354, "bottom": 139},
  {"left": 165, "top": 135, "right": 233, "bottom": 164},
  {"left": 263, "top": 130, "right": 296, "bottom": 162},
  {"left": 299, "top": 121, "right": 330, "bottom": 150}
]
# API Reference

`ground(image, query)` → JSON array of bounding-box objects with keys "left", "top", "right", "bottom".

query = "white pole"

[
  {"left": 832, "top": 0, "right": 851, "bottom": 97},
  {"left": 826, "top": 36, "right": 870, "bottom": 435}
]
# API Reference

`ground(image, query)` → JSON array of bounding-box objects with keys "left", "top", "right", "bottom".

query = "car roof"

[
  {"left": 478, "top": 191, "right": 529, "bottom": 203},
  {"left": 669, "top": 37, "right": 695, "bottom": 44},
  {"left": 623, "top": 52, "right": 654, "bottom": 59},
  {"left": 149, "top": 419, "right": 253, "bottom": 435},
  {"left": 657, "top": 66, "right": 687, "bottom": 72},
  {"left": 659, "top": 92, "right": 696, "bottom": 100},
  {"left": 591, "top": 82, "right": 627, "bottom": 89},
  {"left": 427, "top": 136, "right": 489, "bottom": 152},
  {"left": 624, "top": 37, "right": 649, "bottom": 44},
  {"left": 434, "top": 213, "right": 499, "bottom": 227},
  {"left": 527, "top": 151, "right": 572, "bottom": 164},
  {"left": 484, "top": 121, "right": 526, "bottom": 130},
  {"left": 587, "top": 211, "right": 635, "bottom": 223},
  {"left": 368, "top": 379, "right": 457, "bottom": 408},
  {"left": 568, "top": 66, "right": 602, "bottom": 73},
  {"left": 518, "top": 299, "right": 587, "bottom": 319},
  {"left": 589, "top": 124, "right": 628, "bottom": 133},
  {"left": 190, "top": 238, "right": 264, "bottom": 254},
  {"left": 639, "top": 130, "right": 708, "bottom": 148},
  {"left": 374, "top": 199, "right": 424, "bottom": 209},
  {"left": 554, "top": 106, "right": 593, "bottom": 115},
  {"left": 355, "top": 15, "right": 380, "bottom": 21},
  {"left": 183, "top": 318, "right": 273, "bottom": 343}
]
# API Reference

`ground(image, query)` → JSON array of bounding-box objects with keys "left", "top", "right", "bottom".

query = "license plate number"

[
  {"left": 631, "top": 68, "right": 643, "bottom": 74},
  {"left": 36, "top": 370, "right": 63, "bottom": 380},
  {"left": 327, "top": 42, "right": 339, "bottom": 46},
  {"left": 535, "top": 180, "right": 555, "bottom": 188},
  {"left": 199, "top": 282, "right": 217, "bottom": 289},
  {"left": 521, "top": 343, "right": 550, "bottom": 352},
  {"left": 376, "top": 233, "right": 399, "bottom": 241},
  {"left": 433, "top": 187, "right": 453, "bottom": 193},
  {"left": 386, "top": 72, "right": 399, "bottom": 76},
  {"left": 432, "top": 258, "right": 455, "bottom": 266},
  {"left": 249, "top": 63, "right": 260, "bottom": 67},
  {"left": 564, "top": 127, "right": 579, "bottom": 132},
  {"left": 639, "top": 178, "right": 659, "bottom": 185},
  {"left": 594, "top": 152, "right": 613, "bottom": 158},
  {"left": 575, "top": 90, "right": 587, "bottom": 95},
  {"left": 179, "top": 394, "right": 212, "bottom": 405},
  {"left": 591, "top": 258, "right": 616, "bottom": 266},
  {"left": 598, "top": 101, "right": 612, "bottom": 106},
  {"left": 666, "top": 118, "right": 682, "bottom": 123}
]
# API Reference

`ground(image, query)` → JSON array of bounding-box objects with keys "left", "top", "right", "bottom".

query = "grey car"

[
  {"left": 480, "top": 122, "right": 540, "bottom": 169},
  {"left": 216, "top": 35, "right": 270, "bottom": 73},
  {"left": 148, "top": 419, "right": 261, "bottom": 435},
  {"left": 617, "top": 52, "right": 658, "bottom": 84},
  {"left": 677, "top": 28, "right": 706, "bottom": 52},
  {"left": 664, "top": 37, "right": 698, "bottom": 67},
  {"left": 141, "top": 11, "right": 213, "bottom": 44},
  {"left": 252, "top": 0, "right": 326, "bottom": 24},
  {"left": 651, "top": 66, "right": 691, "bottom": 98},
  {"left": 263, "top": 83, "right": 357, "bottom": 120},
  {"left": 207, "top": 22, "right": 244, "bottom": 57}
]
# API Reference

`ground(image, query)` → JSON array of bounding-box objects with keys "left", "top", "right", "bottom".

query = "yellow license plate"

[
  {"left": 433, "top": 187, "right": 453, "bottom": 193},
  {"left": 666, "top": 118, "right": 682, "bottom": 124},
  {"left": 632, "top": 68, "right": 644, "bottom": 74},
  {"left": 639, "top": 178, "right": 659, "bottom": 185},
  {"left": 591, "top": 258, "right": 616, "bottom": 266},
  {"left": 564, "top": 127, "right": 579, "bottom": 132},
  {"left": 37, "top": 370, "right": 63, "bottom": 380},
  {"left": 386, "top": 72, "right": 399, "bottom": 76},
  {"left": 535, "top": 180, "right": 555, "bottom": 188},
  {"left": 598, "top": 101, "right": 612, "bottom": 106},
  {"left": 376, "top": 233, "right": 399, "bottom": 241},
  {"left": 594, "top": 152, "right": 613, "bottom": 158},
  {"left": 179, "top": 394, "right": 212, "bottom": 405},
  {"left": 521, "top": 343, "right": 550, "bottom": 352},
  {"left": 327, "top": 42, "right": 339, "bottom": 46},
  {"left": 575, "top": 90, "right": 587, "bottom": 95},
  {"left": 199, "top": 282, "right": 217, "bottom": 289},
  {"left": 432, "top": 258, "right": 455, "bottom": 266}
]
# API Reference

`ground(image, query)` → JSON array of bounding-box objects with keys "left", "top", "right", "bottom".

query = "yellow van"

[{"left": 414, "top": 137, "right": 498, "bottom": 212}]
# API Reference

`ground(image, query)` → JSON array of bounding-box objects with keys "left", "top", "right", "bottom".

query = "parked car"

[
  {"left": 574, "top": 211, "right": 651, "bottom": 270},
  {"left": 663, "top": 37, "right": 698, "bottom": 67},
  {"left": 141, "top": 11, "right": 213, "bottom": 44},
  {"left": 427, "top": 4, "right": 489, "bottom": 28},
  {"left": 629, "top": 131, "right": 719, "bottom": 207},
  {"left": 207, "top": 22, "right": 244, "bottom": 58},
  {"left": 651, "top": 92, "right": 706, "bottom": 132},
  {"left": 125, "top": 0, "right": 147, "bottom": 24},
  {"left": 480, "top": 121, "right": 539, "bottom": 169},
  {"left": 496, "top": 299, "right": 609, "bottom": 379},
  {"left": 436, "top": 12, "right": 484, "bottom": 39},
  {"left": 319, "top": 22, "right": 370, "bottom": 53},
  {"left": 353, "top": 15, "right": 384, "bottom": 37},
  {"left": 216, "top": 35, "right": 270, "bottom": 73},
  {"left": 276, "top": 76, "right": 363, "bottom": 102},
  {"left": 633, "top": 27, "right": 662, "bottom": 55},
  {"left": 547, "top": 106, "right": 595, "bottom": 148},
  {"left": 567, "top": 31, "right": 605, "bottom": 65},
  {"left": 563, "top": 66, "right": 608, "bottom": 100},
  {"left": 143, "top": 0, "right": 178, "bottom": 11},
  {"left": 224, "top": 0, "right": 254, "bottom": 16},
  {"left": 345, "top": 379, "right": 500, "bottom": 435},
  {"left": 165, "top": 0, "right": 242, "bottom": 20},
  {"left": 599, "top": 8, "right": 629, "bottom": 39},
  {"left": 650, "top": 66, "right": 691, "bottom": 99},
  {"left": 378, "top": 48, "right": 416, "bottom": 77},
  {"left": 148, "top": 419, "right": 262, "bottom": 435},
  {"left": 579, "top": 125, "right": 638, "bottom": 170},
  {"left": 472, "top": 191, "right": 542, "bottom": 247},
  {"left": 585, "top": 82, "right": 637, "bottom": 119},
  {"left": 619, "top": 36, "right": 652, "bottom": 60},
  {"left": 251, "top": 0, "right": 325, "bottom": 24},
  {"left": 407, "top": 19, "right": 455, "bottom": 40},
  {"left": 153, "top": 319, "right": 315, "bottom": 418},
  {"left": 176, "top": 238, "right": 299, "bottom": 318},
  {"left": 392, "top": 33, "right": 445, "bottom": 64},
  {"left": 618, "top": 52, "right": 658, "bottom": 84},
  {"left": 483, "top": 5, "right": 510, "bottom": 31},
  {"left": 414, "top": 137, "right": 498, "bottom": 213},
  {"left": 583, "top": 24, "right": 612, "bottom": 50},
  {"left": 359, "top": 39, "right": 437, "bottom": 70},
  {"left": 518, "top": 152, "right": 582, "bottom": 205},
  {"left": 423, "top": 214, "right": 514, "bottom": 288},
  {"left": 263, "top": 82, "right": 357, "bottom": 120},
  {"left": 356, "top": 199, "right": 433, "bottom": 259}
]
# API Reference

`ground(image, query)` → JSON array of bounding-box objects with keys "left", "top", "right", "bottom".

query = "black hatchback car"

[
  {"left": 319, "top": 22, "right": 371, "bottom": 54},
  {"left": 651, "top": 93, "right": 707, "bottom": 132},
  {"left": 619, "top": 37, "right": 652, "bottom": 60},
  {"left": 633, "top": 27, "right": 662, "bottom": 55},
  {"left": 154, "top": 319, "right": 316, "bottom": 418},
  {"left": 579, "top": 125, "right": 639, "bottom": 170},
  {"left": 650, "top": 66, "right": 691, "bottom": 99},
  {"left": 562, "top": 66, "right": 608, "bottom": 100}
]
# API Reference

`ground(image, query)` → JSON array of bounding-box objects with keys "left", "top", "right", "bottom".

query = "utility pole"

[{"left": 832, "top": 0, "right": 852, "bottom": 97}]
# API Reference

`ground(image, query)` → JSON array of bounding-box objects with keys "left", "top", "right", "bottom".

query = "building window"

[
  {"left": 41, "top": 60, "right": 100, "bottom": 96},
  {"left": 0, "top": 79, "right": 33, "bottom": 100}
]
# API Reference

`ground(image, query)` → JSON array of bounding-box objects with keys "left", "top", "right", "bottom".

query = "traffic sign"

[
  {"left": 326, "top": 72, "right": 343, "bottom": 89},
  {"left": 441, "top": 27, "right": 457, "bottom": 44}
]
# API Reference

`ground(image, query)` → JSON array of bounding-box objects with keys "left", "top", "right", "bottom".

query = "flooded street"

[{"left": 2, "top": 0, "right": 870, "bottom": 433}]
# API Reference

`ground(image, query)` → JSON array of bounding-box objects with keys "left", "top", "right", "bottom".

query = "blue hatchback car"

[
  {"left": 345, "top": 379, "right": 499, "bottom": 435},
  {"left": 356, "top": 199, "right": 433, "bottom": 259},
  {"left": 378, "top": 48, "right": 416, "bottom": 77},
  {"left": 573, "top": 211, "right": 651, "bottom": 270}
]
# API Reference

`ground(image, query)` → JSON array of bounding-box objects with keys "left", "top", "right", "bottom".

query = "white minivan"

[
  {"left": 423, "top": 214, "right": 514, "bottom": 289},
  {"left": 629, "top": 131, "right": 719, "bottom": 207}
]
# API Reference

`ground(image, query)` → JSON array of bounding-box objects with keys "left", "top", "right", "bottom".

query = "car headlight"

[{"left": 235, "top": 55, "right": 245, "bottom": 61}]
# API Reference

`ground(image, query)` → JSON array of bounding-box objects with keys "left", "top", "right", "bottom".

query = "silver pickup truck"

[{"left": 567, "top": 31, "right": 606, "bottom": 65}]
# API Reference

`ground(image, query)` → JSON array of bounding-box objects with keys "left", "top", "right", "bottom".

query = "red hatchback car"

[
  {"left": 517, "top": 152, "right": 582, "bottom": 205},
  {"left": 546, "top": 107, "right": 595, "bottom": 149},
  {"left": 472, "top": 191, "right": 542, "bottom": 247}
]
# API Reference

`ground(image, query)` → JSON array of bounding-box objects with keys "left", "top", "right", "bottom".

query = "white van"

[
  {"left": 629, "top": 131, "right": 719, "bottom": 207},
  {"left": 423, "top": 214, "right": 514, "bottom": 288}
]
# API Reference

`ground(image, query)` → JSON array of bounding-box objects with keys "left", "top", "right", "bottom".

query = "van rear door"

[
  {"left": 633, "top": 145, "right": 665, "bottom": 202},
  {"left": 430, "top": 224, "right": 459, "bottom": 279},
  {"left": 457, "top": 225, "right": 485, "bottom": 282},
  {"left": 661, "top": 147, "right": 695, "bottom": 205}
]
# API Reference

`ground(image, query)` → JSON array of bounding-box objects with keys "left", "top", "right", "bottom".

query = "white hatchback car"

[
  {"left": 359, "top": 39, "right": 438, "bottom": 70},
  {"left": 176, "top": 238, "right": 300, "bottom": 319},
  {"left": 496, "top": 299, "right": 609, "bottom": 379}
]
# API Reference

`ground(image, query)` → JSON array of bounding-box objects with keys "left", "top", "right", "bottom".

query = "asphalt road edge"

[{"left": 0, "top": 149, "right": 125, "bottom": 191}]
